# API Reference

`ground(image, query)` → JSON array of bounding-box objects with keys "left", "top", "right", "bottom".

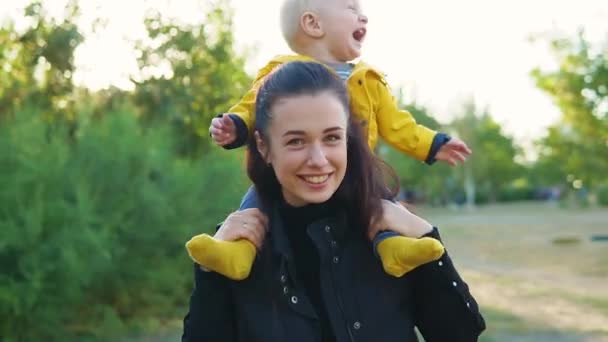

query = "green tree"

[
  {"left": 449, "top": 100, "right": 522, "bottom": 205},
  {"left": 131, "top": 0, "right": 251, "bottom": 156},
  {"left": 0, "top": 1, "right": 83, "bottom": 119},
  {"left": 531, "top": 32, "right": 608, "bottom": 189},
  {"left": 379, "top": 94, "right": 453, "bottom": 205}
]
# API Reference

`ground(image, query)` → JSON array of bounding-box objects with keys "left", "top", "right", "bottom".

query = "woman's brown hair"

[{"left": 246, "top": 61, "right": 399, "bottom": 232}]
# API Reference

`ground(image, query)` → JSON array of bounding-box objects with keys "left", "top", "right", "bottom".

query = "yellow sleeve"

[
  {"left": 227, "top": 60, "right": 283, "bottom": 135},
  {"left": 374, "top": 77, "right": 437, "bottom": 161},
  {"left": 227, "top": 83, "right": 258, "bottom": 134}
]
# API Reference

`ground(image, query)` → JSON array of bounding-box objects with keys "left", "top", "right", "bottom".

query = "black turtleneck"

[{"left": 279, "top": 197, "right": 338, "bottom": 342}]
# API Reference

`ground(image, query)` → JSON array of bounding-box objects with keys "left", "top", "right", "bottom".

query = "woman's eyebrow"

[
  {"left": 282, "top": 127, "right": 344, "bottom": 137},
  {"left": 282, "top": 130, "right": 305, "bottom": 137},
  {"left": 323, "top": 127, "right": 344, "bottom": 133}
]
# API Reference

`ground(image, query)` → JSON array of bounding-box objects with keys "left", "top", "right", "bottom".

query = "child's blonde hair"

[{"left": 279, "top": 0, "right": 321, "bottom": 52}]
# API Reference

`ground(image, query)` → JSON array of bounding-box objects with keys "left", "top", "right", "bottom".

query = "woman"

[{"left": 182, "top": 61, "right": 485, "bottom": 342}]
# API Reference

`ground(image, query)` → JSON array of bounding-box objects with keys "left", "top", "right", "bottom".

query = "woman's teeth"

[{"left": 303, "top": 175, "right": 329, "bottom": 184}]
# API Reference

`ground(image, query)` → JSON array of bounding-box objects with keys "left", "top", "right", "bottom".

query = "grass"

[{"left": 417, "top": 202, "right": 608, "bottom": 341}]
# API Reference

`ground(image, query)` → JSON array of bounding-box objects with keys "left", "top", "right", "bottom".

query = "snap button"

[
  {"left": 331, "top": 240, "right": 337, "bottom": 248},
  {"left": 280, "top": 275, "right": 287, "bottom": 283},
  {"left": 325, "top": 225, "right": 331, "bottom": 233},
  {"left": 333, "top": 256, "right": 340, "bottom": 264},
  {"left": 291, "top": 296, "right": 298, "bottom": 304},
  {"left": 452, "top": 281, "right": 457, "bottom": 287},
  {"left": 283, "top": 286, "right": 289, "bottom": 294},
  {"left": 353, "top": 321, "right": 361, "bottom": 330},
  {"left": 438, "top": 261, "right": 443, "bottom": 266}
]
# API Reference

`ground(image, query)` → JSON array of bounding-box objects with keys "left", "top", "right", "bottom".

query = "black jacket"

[{"left": 182, "top": 206, "right": 485, "bottom": 342}]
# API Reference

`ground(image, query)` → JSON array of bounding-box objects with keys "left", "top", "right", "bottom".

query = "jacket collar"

[
  {"left": 267, "top": 54, "right": 383, "bottom": 80},
  {"left": 267, "top": 201, "right": 352, "bottom": 260}
]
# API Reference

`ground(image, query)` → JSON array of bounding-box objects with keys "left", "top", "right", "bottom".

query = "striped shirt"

[{"left": 327, "top": 63, "right": 354, "bottom": 82}]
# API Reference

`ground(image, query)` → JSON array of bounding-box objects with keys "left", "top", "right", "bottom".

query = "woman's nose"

[
  {"left": 307, "top": 144, "right": 329, "bottom": 167},
  {"left": 359, "top": 14, "right": 368, "bottom": 24}
]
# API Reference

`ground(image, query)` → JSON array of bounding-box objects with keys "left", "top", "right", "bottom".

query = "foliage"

[
  {"left": 0, "top": 108, "right": 247, "bottom": 341},
  {"left": 379, "top": 100, "right": 454, "bottom": 205},
  {"left": 131, "top": 0, "right": 251, "bottom": 156},
  {"left": 0, "top": 1, "right": 83, "bottom": 119},
  {"left": 0, "top": 1, "right": 251, "bottom": 340},
  {"left": 448, "top": 100, "right": 524, "bottom": 204},
  {"left": 598, "top": 184, "right": 608, "bottom": 206},
  {"left": 531, "top": 32, "right": 608, "bottom": 189}
]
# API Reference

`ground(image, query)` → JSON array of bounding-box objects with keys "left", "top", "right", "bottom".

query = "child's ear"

[
  {"left": 254, "top": 131, "right": 270, "bottom": 164},
  {"left": 301, "top": 12, "right": 324, "bottom": 38}
]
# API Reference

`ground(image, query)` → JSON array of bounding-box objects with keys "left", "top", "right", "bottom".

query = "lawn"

[{"left": 419, "top": 202, "right": 608, "bottom": 342}]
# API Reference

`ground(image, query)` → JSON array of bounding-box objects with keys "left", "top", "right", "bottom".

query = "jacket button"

[
  {"left": 280, "top": 275, "right": 287, "bottom": 283},
  {"left": 333, "top": 256, "right": 340, "bottom": 264},
  {"left": 353, "top": 321, "right": 361, "bottom": 330},
  {"left": 325, "top": 225, "right": 331, "bottom": 233},
  {"left": 331, "top": 240, "right": 337, "bottom": 248},
  {"left": 438, "top": 261, "right": 443, "bottom": 267},
  {"left": 358, "top": 79, "right": 363, "bottom": 85},
  {"left": 452, "top": 281, "right": 458, "bottom": 287},
  {"left": 283, "top": 286, "right": 289, "bottom": 294},
  {"left": 291, "top": 296, "right": 298, "bottom": 304}
]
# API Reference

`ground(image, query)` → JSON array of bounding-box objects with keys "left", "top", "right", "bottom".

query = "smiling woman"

[
  {"left": 182, "top": 61, "right": 485, "bottom": 342},
  {"left": 253, "top": 92, "right": 348, "bottom": 207}
]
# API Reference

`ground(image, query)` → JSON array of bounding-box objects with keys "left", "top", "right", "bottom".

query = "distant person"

[
  {"left": 182, "top": 61, "right": 485, "bottom": 341},
  {"left": 187, "top": 0, "right": 472, "bottom": 281}
]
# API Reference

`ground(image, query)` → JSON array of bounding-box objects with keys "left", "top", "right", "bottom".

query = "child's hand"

[
  {"left": 435, "top": 137, "right": 472, "bottom": 167},
  {"left": 209, "top": 114, "right": 237, "bottom": 146},
  {"left": 214, "top": 208, "right": 269, "bottom": 250}
]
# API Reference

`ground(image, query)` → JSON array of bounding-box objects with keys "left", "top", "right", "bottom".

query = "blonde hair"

[{"left": 279, "top": 0, "right": 321, "bottom": 51}]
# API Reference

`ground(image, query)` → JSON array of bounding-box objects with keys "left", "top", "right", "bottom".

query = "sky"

[{"left": 2, "top": 0, "right": 607, "bottom": 150}]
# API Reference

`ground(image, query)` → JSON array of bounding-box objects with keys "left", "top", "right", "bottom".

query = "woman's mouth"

[{"left": 301, "top": 174, "right": 331, "bottom": 185}]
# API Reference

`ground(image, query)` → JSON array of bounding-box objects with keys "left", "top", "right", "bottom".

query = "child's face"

[{"left": 318, "top": 0, "right": 368, "bottom": 62}]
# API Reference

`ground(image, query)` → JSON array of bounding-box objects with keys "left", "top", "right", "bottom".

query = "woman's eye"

[
  {"left": 326, "top": 135, "right": 342, "bottom": 142},
  {"left": 287, "top": 139, "right": 304, "bottom": 146}
]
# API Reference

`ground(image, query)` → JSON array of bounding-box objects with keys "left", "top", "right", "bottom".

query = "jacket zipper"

[{"left": 331, "top": 257, "right": 355, "bottom": 342}]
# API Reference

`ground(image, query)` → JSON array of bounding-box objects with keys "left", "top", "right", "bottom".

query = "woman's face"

[{"left": 257, "top": 91, "right": 348, "bottom": 207}]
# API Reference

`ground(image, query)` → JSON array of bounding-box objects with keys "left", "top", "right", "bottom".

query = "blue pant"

[{"left": 239, "top": 185, "right": 261, "bottom": 210}]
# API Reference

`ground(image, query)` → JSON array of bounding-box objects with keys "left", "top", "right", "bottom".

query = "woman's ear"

[
  {"left": 300, "top": 11, "right": 324, "bottom": 38},
  {"left": 255, "top": 131, "right": 270, "bottom": 164}
]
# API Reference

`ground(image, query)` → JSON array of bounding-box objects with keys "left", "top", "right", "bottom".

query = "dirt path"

[{"left": 464, "top": 269, "right": 608, "bottom": 339}]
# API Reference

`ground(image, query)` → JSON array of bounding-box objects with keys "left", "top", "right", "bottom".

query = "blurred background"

[{"left": 0, "top": 0, "right": 606, "bottom": 341}]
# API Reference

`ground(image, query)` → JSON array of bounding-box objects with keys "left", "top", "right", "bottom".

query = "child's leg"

[
  {"left": 373, "top": 231, "right": 445, "bottom": 277},
  {"left": 238, "top": 185, "right": 261, "bottom": 210},
  {"left": 185, "top": 186, "right": 259, "bottom": 281}
]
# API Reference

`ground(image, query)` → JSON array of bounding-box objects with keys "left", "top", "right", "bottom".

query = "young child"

[{"left": 186, "top": 0, "right": 472, "bottom": 280}]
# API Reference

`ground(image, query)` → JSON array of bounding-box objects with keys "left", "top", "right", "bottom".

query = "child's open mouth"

[{"left": 353, "top": 28, "right": 367, "bottom": 42}]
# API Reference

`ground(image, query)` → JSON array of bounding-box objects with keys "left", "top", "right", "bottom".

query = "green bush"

[
  {"left": 0, "top": 109, "right": 248, "bottom": 341},
  {"left": 598, "top": 185, "right": 608, "bottom": 207},
  {"left": 498, "top": 185, "right": 535, "bottom": 202}
]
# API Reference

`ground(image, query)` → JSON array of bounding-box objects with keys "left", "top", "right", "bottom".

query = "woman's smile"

[{"left": 299, "top": 172, "right": 333, "bottom": 187}]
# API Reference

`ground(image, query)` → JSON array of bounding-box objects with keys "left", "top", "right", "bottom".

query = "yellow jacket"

[{"left": 228, "top": 55, "right": 437, "bottom": 161}]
